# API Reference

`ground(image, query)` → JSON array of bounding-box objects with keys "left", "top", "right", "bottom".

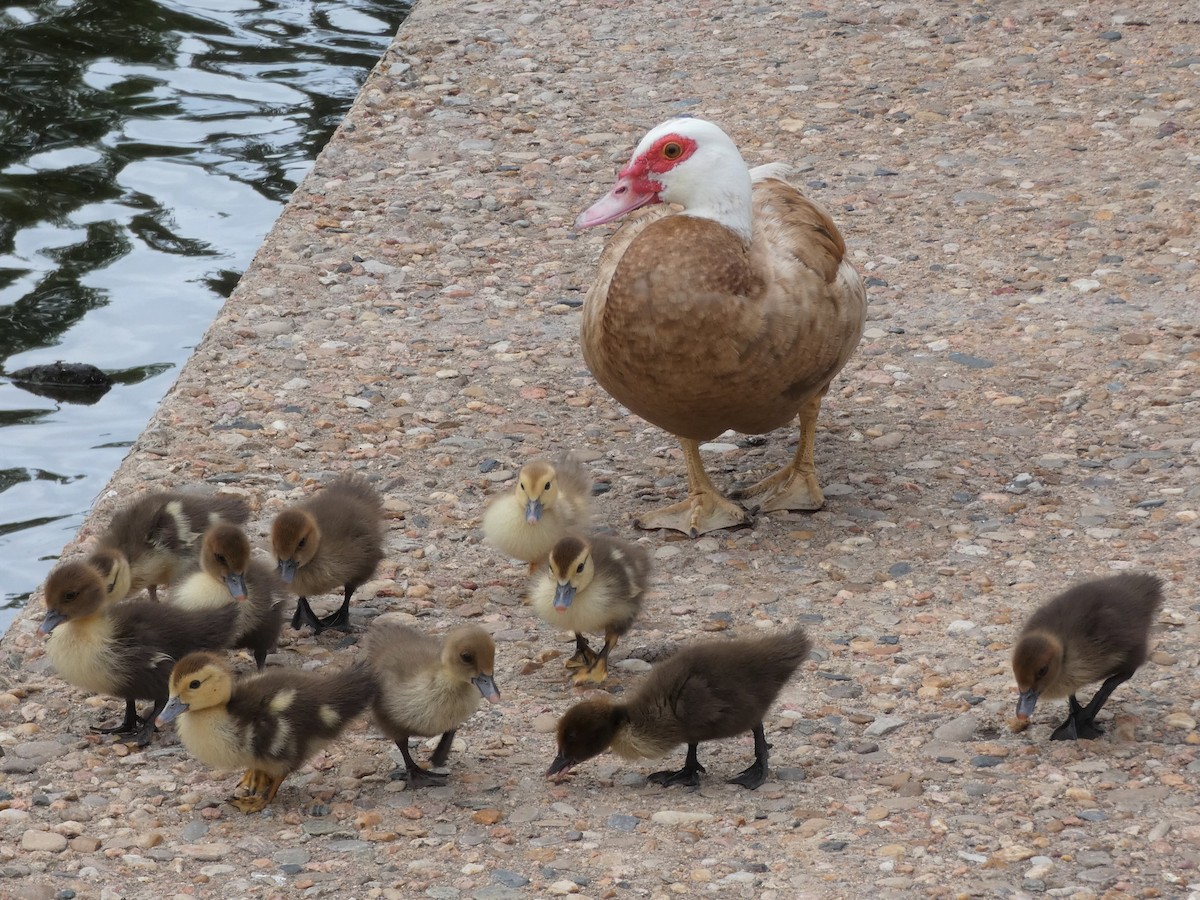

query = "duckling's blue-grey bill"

[
  {"left": 1016, "top": 689, "right": 1038, "bottom": 719},
  {"left": 472, "top": 674, "right": 501, "bottom": 703},
  {"left": 224, "top": 573, "right": 248, "bottom": 601},
  {"left": 546, "top": 753, "right": 574, "bottom": 778},
  {"left": 39, "top": 610, "right": 68, "bottom": 633},
  {"left": 524, "top": 498, "right": 543, "bottom": 524},
  {"left": 277, "top": 559, "right": 297, "bottom": 583},
  {"left": 156, "top": 696, "right": 189, "bottom": 727},
  {"left": 553, "top": 582, "right": 576, "bottom": 610}
]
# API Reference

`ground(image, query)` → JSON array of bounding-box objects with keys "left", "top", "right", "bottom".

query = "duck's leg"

[
  {"left": 131, "top": 697, "right": 167, "bottom": 747},
  {"left": 91, "top": 699, "right": 142, "bottom": 736},
  {"left": 728, "top": 723, "right": 771, "bottom": 789},
  {"left": 647, "top": 743, "right": 706, "bottom": 788},
  {"left": 635, "top": 439, "right": 752, "bottom": 538},
  {"left": 736, "top": 393, "right": 826, "bottom": 513},
  {"left": 1051, "top": 694, "right": 1100, "bottom": 741},
  {"left": 231, "top": 771, "right": 286, "bottom": 813},
  {"left": 573, "top": 629, "right": 619, "bottom": 684},
  {"left": 389, "top": 738, "right": 448, "bottom": 788},
  {"left": 565, "top": 632, "right": 598, "bottom": 669},
  {"left": 291, "top": 596, "right": 324, "bottom": 633},
  {"left": 1054, "top": 674, "right": 1130, "bottom": 741},
  {"left": 429, "top": 729, "right": 456, "bottom": 768}
]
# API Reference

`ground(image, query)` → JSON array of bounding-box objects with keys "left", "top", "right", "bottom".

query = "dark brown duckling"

[
  {"left": 39, "top": 559, "right": 240, "bottom": 746},
  {"left": 270, "top": 474, "right": 385, "bottom": 633},
  {"left": 172, "top": 523, "right": 285, "bottom": 670},
  {"left": 547, "top": 627, "right": 811, "bottom": 790},
  {"left": 366, "top": 620, "right": 500, "bottom": 787},
  {"left": 530, "top": 533, "right": 651, "bottom": 683},
  {"left": 1012, "top": 572, "right": 1164, "bottom": 741},
  {"left": 156, "top": 651, "right": 376, "bottom": 812},
  {"left": 95, "top": 490, "right": 250, "bottom": 601}
]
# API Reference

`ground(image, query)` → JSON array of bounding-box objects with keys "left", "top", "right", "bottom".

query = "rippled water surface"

[{"left": 0, "top": 0, "right": 409, "bottom": 631}]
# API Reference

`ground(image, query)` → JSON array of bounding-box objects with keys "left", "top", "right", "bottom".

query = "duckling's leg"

[
  {"left": 728, "top": 723, "right": 771, "bottom": 789},
  {"left": 1052, "top": 675, "right": 1129, "bottom": 741},
  {"left": 291, "top": 596, "right": 324, "bottom": 632},
  {"left": 647, "top": 743, "right": 706, "bottom": 788},
  {"left": 231, "top": 771, "right": 285, "bottom": 813},
  {"left": 635, "top": 439, "right": 752, "bottom": 538},
  {"left": 574, "top": 629, "right": 618, "bottom": 684},
  {"left": 131, "top": 698, "right": 167, "bottom": 747},
  {"left": 391, "top": 739, "right": 448, "bottom": 788},
  {"left": 91, "top": 699, "right": 142, "bottom": 737},
  {"left": 318, "top": 585, "right": 354, "bottom": 632},
  {"left": 565, "top": 633, "right": 598, "bottom": 669},
  {"left": 429, "top": 729, "right": 456, "bottom": 768},
  {"left": 735, "top": 393, "right": 826, "bottom": 513}
]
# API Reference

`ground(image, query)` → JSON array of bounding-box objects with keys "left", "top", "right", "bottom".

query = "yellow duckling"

[
  {"left": 548, "top": 628, "right": 811, "bottom": 790},
  {"left": 39, "top": 559, "right": 240, "bottom": 746},
  {"left": 270, "top": 474, "right": 385, "bottom": 634},
  {"left": 530, "top": 533, "right": 651, "bottom": 684},
  {"left": 482, "top": 453, "right": 592, "bottom": 571},
  {"left": 94, "top": 490, "right": 250, "bottom": 601},
  {"left": 171, "top": 523, "right": 285, "bottom": 670},
  {"left": 366, "top": 619, "right": 500, "bottom": 787},
  {"left": 156, "top": 651, "right": 376, "bottom": 813}
]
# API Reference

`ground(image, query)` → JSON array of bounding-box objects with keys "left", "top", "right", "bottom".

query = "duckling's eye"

[
  {"left": 64, "top": 591, "right": 78, "bottom": 602},
  {"left": 297, "top": 538, "right": 307, "bottom": 549},
  {"left": 1036, "top": 665, "right": 1049, "bottom": 679},
  {"left": 544, "top": 481, "right": 552, "bottom": 491},
  {"left": 576, "top": 562, "right": 585, "bottom": 574},
  {"left": 215, "top": 554, "right": 227, "bottom": 565},
  {"left": 460, "top": 651, "right": 473, "bottom": 664},
  {"left": 188, "top": 679, "right": 201, "bottom": 690},
  {"left": 662, "top": 141, "right": 683, "bottom": 160}
]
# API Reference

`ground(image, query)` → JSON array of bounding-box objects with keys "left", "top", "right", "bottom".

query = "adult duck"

[{"left": 577, "top": 117, "right": 867, "bottom": 536}]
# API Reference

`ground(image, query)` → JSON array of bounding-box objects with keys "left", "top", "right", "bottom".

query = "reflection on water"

[{"left": 0, "top": 0, "right": 408, "bottom": 630}]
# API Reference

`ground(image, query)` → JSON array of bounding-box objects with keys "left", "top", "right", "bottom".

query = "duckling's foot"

[
  {"left": 1051, "top": 715, "right": 1104, "bottom": 741},
  {"left": 727, "top": 724, "right": 770, "bottom": 789},
  {"left": 565, "top": 638, "right": 598, "bottom": 670},
  {"left": 92, "top": 699, "right": 143, "bottom": 737},
  {"left": 238, "top": 769, "right": 274, "bottom": 794},
  {"left": 318, "top": 601, "right": 351, "bottom": 633},
  {"left": 230, "top": 794, "right": 270, "bottom": 814},
  {"left": 648, "top": 743, "right": 705, "bottom": 788},
  {"left": 573, "top": 657, "right": 609, "bottom": 685},
  {"left": 635, "top": 493, "right": 751, "bottom": 538},
  {"left": 291, "top": 597, "right": 324, "bottom": 633},
  {"left": 736, "top": 465, "right": 823, "bottom": 513},
  {"left": 389, "top": 765, "right": 449, "bottom": 788}
]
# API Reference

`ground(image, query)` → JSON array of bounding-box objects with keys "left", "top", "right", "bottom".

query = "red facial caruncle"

[{"left": 618, "top": 133, "right": 698, "bottom": 196}]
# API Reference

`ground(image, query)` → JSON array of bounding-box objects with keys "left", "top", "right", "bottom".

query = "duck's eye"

[
  {"left": 662, "top": 141, "right": 683, "bottom": 160},
  {"left": 460, "top": 651, "right": 473, "bottom": 664},
  {"left": 1036, "top": 665, "right": 1049, "bottom": 679},
  {"left": 576, "top": 562, "right": 585, "bottom": 574},
  {"left": 64, "top": 591, "right": 78, "bottom": 602},
  {"left": 188, "top": 679, "right": 201, "bottom": 690},
  {"left": 215, "top": 554, "right": 227, "bottom": 566},
  {"left": 544, "top": 481, "right": 552, "bottom": 492},
  {"left": 297, "top": 538, "right": 307, "bottom": 549}
]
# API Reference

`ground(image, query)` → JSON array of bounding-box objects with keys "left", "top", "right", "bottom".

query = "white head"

[{"left": 575, "top": 118, "right": 754, "bottom": 242}]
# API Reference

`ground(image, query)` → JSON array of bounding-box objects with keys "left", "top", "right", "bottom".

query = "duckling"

[
  {"left": 95, "top": 490, "right": 250, "bottom": 601},
  {"left": 39, "top": 559, "right": 240, "bottom": 746},
  {"left": 547, "top": 627, "right": 811, "bottom": 790},
  {"left": 1012, "top": 572, "right": 1164, "bottom": 741},
  {"left": 270, "top": 474, "right": 385, "bottom": 633},
  {"left": 171, "top": 524, "right": 285, "bottom": 670},
  {"left": 366, "top": 620, "right": 500, "bottom": 787},
  {"left": 530, "top": 533, "right": 651, "bottom": 684},
  {"left": 482, "top": 453, "right": 591, "bottom": 572},
  {"left": 156, "top": 651, "right": 376, "bottom": 812}
]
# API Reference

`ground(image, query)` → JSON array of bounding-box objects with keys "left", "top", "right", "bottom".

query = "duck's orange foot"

[
  {"left": 237, "top": 768, "right": 272, "bottom": 793},
  {"left": 634, "top": 493, "right": 752, "bottom": 538},
  {"left": 736, "top": 466, "right": 823, "bottom": 513},
  {"left": 564, "top": 647, "right": 597, "bottom": 670}
]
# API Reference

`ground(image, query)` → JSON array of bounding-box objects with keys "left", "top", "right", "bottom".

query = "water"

[{"left": 0, "top": 0, "right": 409, "bottom": 632}]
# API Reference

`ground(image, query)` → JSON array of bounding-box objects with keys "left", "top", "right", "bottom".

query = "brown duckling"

[
  {"left": 95, "top": 490, "right": 250, "bottom": 601},
  {"left": 530, "top": 533, "right": 651, "bottom": 684},
  {"left": 39, "top": 559, "right": 240, "bottom": 746},
  {"left": 270, "top": 474, "right": 385, "bottom": 633},
  {"left": 172, "top": 524, "right": 285, "bottom": 670},
  {"left": 1012, "top": 572, "right": 1164, "bottom": 741},
  {"left": 366, "top": 620, "right": 500, "bottom": 787},
  {"left": 156, "top": 651, "right": 375, "bottom": 812},
  {"left": 548, "top": 627, "right": 811, "bottom": 790},
  {"left": 482, "top": 453, "right": 591, "bottom": 571}
]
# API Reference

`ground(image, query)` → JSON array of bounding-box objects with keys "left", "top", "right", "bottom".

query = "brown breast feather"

[{"left": 580, "top": 183, "right": 865, "bottom": 441}]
